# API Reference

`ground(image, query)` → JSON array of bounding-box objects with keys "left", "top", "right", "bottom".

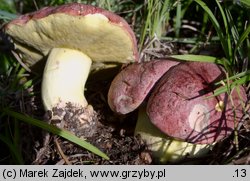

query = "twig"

[{"left": 54, "top": 138, "right": 72, "bottom": 165}]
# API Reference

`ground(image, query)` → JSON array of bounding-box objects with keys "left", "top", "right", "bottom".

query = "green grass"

[
  {"left": 2, "top": 108, "right": 109, "bottom": 160},
  {"left": 0, "top": 53, "right": 109, "bottom": 163},
  {"left": 0, "top": 0, "right": 249, "bottom": 164},
  {"left": 139, "top": 0, "right": 172, "bottom": 49},
  {"left": 167, "top": 0, "right": 250, "bottom": 97}
]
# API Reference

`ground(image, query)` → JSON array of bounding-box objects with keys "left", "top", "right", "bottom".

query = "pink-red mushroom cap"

[
  {"left": 108, "top": 59, "right": 179, "bottom": 114},
  {"left": 147, "top": 62, "right": 247, "bottom": 144}
]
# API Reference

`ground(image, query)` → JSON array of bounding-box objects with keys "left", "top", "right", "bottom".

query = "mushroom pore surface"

[{"left": 4, "top": 3, "right": 138, "bottom": 68}]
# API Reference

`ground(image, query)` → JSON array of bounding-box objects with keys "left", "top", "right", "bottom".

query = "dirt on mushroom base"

[
  {"left": 16, "top": 72, "right": 151, "bottom": 165},
  {"left": 32, "top": 117, "right": 152, "bottom": 165},
  {"left": 44, "top": 103, "right": 99, "bottom": 138},
  {"left": 20, "top": 108, "right": 152, "bottom": 165}
]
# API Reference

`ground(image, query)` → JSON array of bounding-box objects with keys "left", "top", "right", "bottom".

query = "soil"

[{"left": 14, "top": 66, "right": 153, "bottom": 165}]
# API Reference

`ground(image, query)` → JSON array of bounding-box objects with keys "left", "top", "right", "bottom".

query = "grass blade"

[
  {"left": 215, "top": 0, "right": 232, "bottom": 62},
  {"left": 237, "top": 0, "right": 250, "bottom": 8},
  {"left": 161, "top": 36, "right": 220, "bottom": 44},
  {"left": 0, "top": 10, "right": 17, "bottom": 20},
  {"left": 170, "top": 54, "right": 225, "bottom": 64},
  {"left": 214, "top": 70, "right": 250, "bottom": 86},
  {"left": 2, "top": 108, "right": 109, "bottom": 160},
  {"left": 194, "top": 0, "right": 228, "bottom": 59},
  {"left": 207, "top": 74, "right": 250, "bottom": 98},
  {"left": 225, "top": 8, "right": 244, "bottom": 62},
  {"left": 175, "top": 1, "right": 181, "bottom": 38},
  {"left": 234, "top": 24, "right": 250, "bottom": 57},
  {"left": 0, "top": 135, "right": 24, "bottom": 164}
]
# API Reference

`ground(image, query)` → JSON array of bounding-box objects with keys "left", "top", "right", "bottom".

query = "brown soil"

[{"left": 15, "top": 66, "right": 153, "bottom": 165}]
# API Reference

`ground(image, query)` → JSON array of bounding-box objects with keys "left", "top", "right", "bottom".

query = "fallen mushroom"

[
  {"left": 108, "top": 60, "right": 247, "bottom": 163},
  {"left": 3, "top": 3, "right": 138, "bottom": 136},
  {"left": 108, "top": 59, "right": 179, "bottom": 114}
]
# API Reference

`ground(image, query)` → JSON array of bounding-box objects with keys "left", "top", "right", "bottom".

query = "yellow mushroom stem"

[
  {"left": 42, "top": 47, "right": 92, "bottom": 111},
  {"left": 135, "top": 106, "right": 214, "bottom": 163}
]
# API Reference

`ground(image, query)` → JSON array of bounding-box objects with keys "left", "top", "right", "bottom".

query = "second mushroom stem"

[{"left": 42, "top": 47, "right": 92, "bottom": 111}]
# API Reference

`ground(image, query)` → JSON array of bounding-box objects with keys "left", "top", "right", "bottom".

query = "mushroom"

[
  {"left": 108, "top": 59, "right": 179, "bottom": 114},
  {"left": 3, "top": 3, "right": 138, "bottom": 135},
  {"left": 108, "top": 60, "right": 247, "bottom": 163},
  {"left": 147, "top": 62, "right": 247, "bottom": 144},
  {"left": 135, "top": 106, "right": 212, "bottom": 163}
]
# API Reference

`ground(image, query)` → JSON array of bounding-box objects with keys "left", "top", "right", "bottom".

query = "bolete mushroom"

[
  {"left": 108, "top": 60, "right": 247, "bottom": 163},
  {"left": 3, "top": 3, "right": 138, "bottom": 135},
  {"left": 147, "top": 62, "right": 247, "bottom": 144},
  {"left": 108, "top": 59, "right": 179, "bottom": 114},
  {"left": 135, "top": 106, "right": 212, "bottom": 163}
]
